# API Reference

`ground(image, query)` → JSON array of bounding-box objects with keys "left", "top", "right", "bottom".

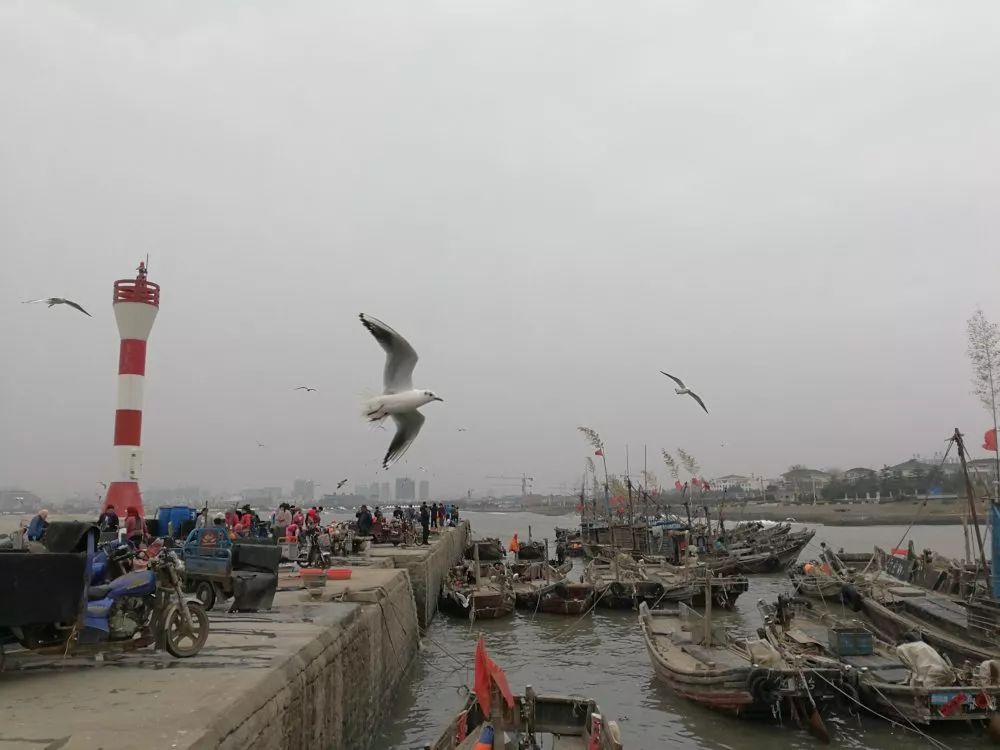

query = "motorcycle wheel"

[
  {"left": 193, "top": 580, "right": 217, "bottom": 611},
  {"left": 164, "top": 602, "right": 210, "bottom": 658}
]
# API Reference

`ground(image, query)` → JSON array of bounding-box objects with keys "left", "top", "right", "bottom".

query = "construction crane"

[{"left": 485, "top": 474, "right": 534, "bottom": 496}]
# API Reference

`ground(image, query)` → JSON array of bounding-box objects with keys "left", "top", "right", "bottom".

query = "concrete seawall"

[
  {"left": 370, "top": 521, "right": 469, "bottom": 627},
  {"left": 194, "top": 568, "right": 418, "bottom": 750},
  {"left": 0, "top": 525, "right": 469, "bottom": 750}
]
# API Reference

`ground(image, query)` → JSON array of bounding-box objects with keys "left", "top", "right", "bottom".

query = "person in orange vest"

[{"left": 508, "top": 533, "right": 520, "bottom": 554}]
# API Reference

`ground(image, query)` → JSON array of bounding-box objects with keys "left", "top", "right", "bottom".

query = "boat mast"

[{"left": 955, "top": 428, "right": 992, "bottom": 595}]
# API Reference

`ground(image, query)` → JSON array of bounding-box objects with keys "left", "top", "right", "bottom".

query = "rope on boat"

[
  {"left": 552, "top": 586, "right": 610, "bottom": 640},
  {"left": 378, "top": 585, "right": 470, "bottom": 680},
  {"left": 806, "top": 668, "right": 953, "bottom": 750},
  {"left": 867, "top": 682, "right": 957, "bottom": 750}
]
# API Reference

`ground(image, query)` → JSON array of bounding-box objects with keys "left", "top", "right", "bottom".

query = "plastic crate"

[{"left": 828, "top": 625, "right": 873, "bottom": 656}]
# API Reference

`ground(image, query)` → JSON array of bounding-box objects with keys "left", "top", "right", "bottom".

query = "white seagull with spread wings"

[
  {"left": 660, "top": 371, "right": 709, "bottom": 414},
  {"left": 23, "top": 297, "right": 92, "bottom": 317},
  {"left": 360, "top": 313, "right": 443, "bottom": 469}
]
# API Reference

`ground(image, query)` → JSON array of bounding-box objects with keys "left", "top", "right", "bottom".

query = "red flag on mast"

[
  {"left": 674, "top": 480, "right": 683, "bottom": 491},
  {"left": 985, "top": 429, "right": 997, "bottom": 452},
  {"left": 473, "top": 637, "right": 514, "bottom": 716},
  {"left": 594, "top": 449, "right": 604, "bottom": 457}
]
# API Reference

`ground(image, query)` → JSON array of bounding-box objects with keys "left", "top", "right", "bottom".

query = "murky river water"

[{"left": 375, "top": 511, "right": 989, "bottom": 750}]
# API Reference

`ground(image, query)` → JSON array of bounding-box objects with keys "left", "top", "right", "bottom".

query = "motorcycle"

[
  {"left": 296, "top": 525, "right": 330, "bottom": 569},
  {"left": 12, "top": 545, "right": 210, "bottom": 658}
]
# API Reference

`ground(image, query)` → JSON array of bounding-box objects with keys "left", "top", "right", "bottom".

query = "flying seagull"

[
  {"left": 23, "top": 297, "right": 92, "bottom": 317},
  {"left": 457, "top": 427, "right": 468, "bottom": 432},
  {"left": 359, "top": 313, "right": 443, "bottom": 469},
  {"left": 659, "top": 371, "right": 709, "bottom": 414},
  {"left": 294, "top": 386, "right": 318, "bottom": 392},
  {"left": 257, "top": 441, "right": 266, "bottom": 448},
  {"left": 336, "top": 478, "right": 348, "bottom": 489},
  {"left": 97, "top": 481, "right": 108, "bottom": 489}
]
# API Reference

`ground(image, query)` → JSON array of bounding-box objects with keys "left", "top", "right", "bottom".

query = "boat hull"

[{"left": 439, "top": 588, "right": 514, "bottom": 620}]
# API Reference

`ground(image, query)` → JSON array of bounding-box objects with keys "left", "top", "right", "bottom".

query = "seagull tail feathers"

[{"left": 361, "top": 393, "right": 385, "bottom": 422}]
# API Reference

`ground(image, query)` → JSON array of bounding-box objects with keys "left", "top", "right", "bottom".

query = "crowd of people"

[
  {"left": 354, "top": 500, "right": 459, "bottom": 545},
  {"left": 19, "top": 498, "right": 462, "bottom": 550}
]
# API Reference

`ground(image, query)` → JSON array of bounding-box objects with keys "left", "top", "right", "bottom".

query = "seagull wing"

[
  {"left": 383, "top": 411, "right": 425, "bottom": 469},
  {"left": 22, "top": 298, "right": 54, "bottom": 305},
  {"left": 294, "top": 386, "right": 308, "bottom": 390},
  {"left": 62, "top": 299, "right": 92, "bottom": 317},
  {"left": 659, "top": 371, "right": 686, "bottom": 389},
  {"left": 360, "top": 313, "right": 418, "bottom": 394},
  {"left": 687, "top": 390, "right": 709, "bottom": 414}
]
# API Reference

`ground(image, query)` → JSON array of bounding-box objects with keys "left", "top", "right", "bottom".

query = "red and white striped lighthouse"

[{"left": 102, "top": 262, "right": 160, "bottom": 519}]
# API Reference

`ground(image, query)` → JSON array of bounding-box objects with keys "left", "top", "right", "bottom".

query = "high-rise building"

[
  {"left": 418, "top": 480, "right": 430, "bottom": 501},
  {"left": 292, "top": 479, "right": 315, "bottom": 502},
  {"left": 395, "top": 477, "right": 415, "bottom": 501},
  {"left": 380, "top": 482, "right": 392, "bottom": 503}
]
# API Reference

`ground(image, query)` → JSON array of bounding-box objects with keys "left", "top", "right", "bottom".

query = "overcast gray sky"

[{"left": 2, "top": 1, "right": 998, "bottom": 501}]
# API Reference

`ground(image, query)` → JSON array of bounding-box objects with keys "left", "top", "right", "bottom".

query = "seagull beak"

[{"left": 434, "top": 396, "right": 444, "bottom": 402}]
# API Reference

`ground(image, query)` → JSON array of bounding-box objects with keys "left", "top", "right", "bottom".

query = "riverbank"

[
  {"left": 470, "top": 496, "right": 988, "bottom": 526},
  {"left": 734, "top": 497, "right": 986, "bottom": 526},
  {"left": 0, "top": 523, "right": 469, "bottom": 750}
]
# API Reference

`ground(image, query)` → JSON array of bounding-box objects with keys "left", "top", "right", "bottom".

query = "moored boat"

[
  {"left": 515, "top": 540, "right": 546, "bottom": 561},
  {"left": 427, "top": 637, "right": 623, "bottom": 749},
  {"left": 464, "top": 538, "right": 505, "bottom": 562},
  {"left": 439, "top": 560, "right": 515, "bottom": 620},
  {"left": 759, "top": 595, "right": 1000, "bottom": 736},
  {"left": 638, "top": 601, "right": 840, "bottom": 734}
]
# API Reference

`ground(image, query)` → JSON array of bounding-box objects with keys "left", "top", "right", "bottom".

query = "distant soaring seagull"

[
  {"left": 336, "top": 478, "right": 348, "bottom": 489},
  {"left": 659, "top": 371, "right": 709, "bottom": 414},
  {"left": 257, "top": 441, "right": 266, "bottom": 448},
  {"left": 23, "top": 297, "right": 92, "bottom": 317},
  {"left": 359, "top": 313, "right": 443, "bottom": 469},
  {"left": 457, "top": 427, "right": 468, "bottom": 432},
  {"left": 294, "top": 386, "right": 318, "bottom": 392}
]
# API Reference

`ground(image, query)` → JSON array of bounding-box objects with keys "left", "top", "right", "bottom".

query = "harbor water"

[{"left": 375, "top": 511, "right": 988, "bottom": 750}]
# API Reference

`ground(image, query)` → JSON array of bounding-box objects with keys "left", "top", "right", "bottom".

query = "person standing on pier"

[
  {"left": 419, "top": 502, "right": 430, "bottom": 545},
  {"left": 430, "top": 502, "right": 438, "bottom": 528},
  {"left": 356, "top": 505, "right": 373, "bottom": 536},
  {"left": 437, "top": 504, "right": 445, "bottom": 527},
  {"left": 274, "top": 503, "right": 292, "bottom": 541}
]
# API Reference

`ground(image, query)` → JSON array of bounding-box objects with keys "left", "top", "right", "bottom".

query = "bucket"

[{"left": 326, "top": 568, "right": 352, "bottom": 580}]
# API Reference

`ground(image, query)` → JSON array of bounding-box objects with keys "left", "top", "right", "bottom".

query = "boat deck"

[{"left": 645, "top": 613, "right": 746, "bottom": 671}]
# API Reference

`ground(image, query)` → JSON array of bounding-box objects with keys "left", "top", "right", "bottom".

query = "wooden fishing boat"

[
  {"left": 429, "top": 688, "right": 623, "bottom": 749},
  {"left": 788, "top": 566, "right": 846, "bottom": 600},
  {"left": 638, "top": 600, "right": 840, "bottom": 733},
  {"left": 464, "top": 538, "right": 505, "bottom": 562},
  {"left": 515, "top": 540, "right": 546, "bottom": 561},
  {"left": 510, "top": 561, "right": 594, "bottom": 615},
  {"left": 728, "top": 533, "right": 813, "bottom": 574},
  {"left": 585, "top": 558, "right": 693, "bottom": 610},
  {"left": 640, "top": 562, "right": 749, "bottom": 610},
  {"left": 538, "top": 580, "right": 595, "bottom": 615},
  {"left": 852, "top": 578, "right": 1000, "bottom": 665},
  {"left": 759, "top": 596, "right": 1000, "bottom": 735},
  {"left": 439, "top": 561, "right": 515, "bottom": 620}
]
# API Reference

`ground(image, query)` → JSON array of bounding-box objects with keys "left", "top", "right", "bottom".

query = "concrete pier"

[
  {"left": 367, "top": 520, "right": 468, "bottom": 627},
  {"left": 0, "top": 523, "right": 469, "bottom": 750}
]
